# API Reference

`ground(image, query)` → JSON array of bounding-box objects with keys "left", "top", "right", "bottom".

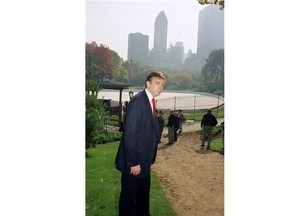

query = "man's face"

[{"left": 146, "top": 77, "right": 165, "bottom": 97}]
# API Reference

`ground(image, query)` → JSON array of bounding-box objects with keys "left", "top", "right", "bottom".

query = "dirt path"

[{"left": 152, "top": 122, "right": 224, "bottom": 216}]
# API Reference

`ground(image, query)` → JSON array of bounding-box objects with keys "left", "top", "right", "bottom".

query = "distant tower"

[
  {"left": 128, "top": 32, "right": 149, "bottom": 64},
  {"left": 167, "top": 41, "right": 184, "bottom": 70},
  {"left": 197, "top": 5, "right": 224, "bottom": 69},
  {"left": 173, "top": 42, "right": 184, "bottom": 64},
  {"left": 150, "top": 11, "right": 168, "bottom": 68}
]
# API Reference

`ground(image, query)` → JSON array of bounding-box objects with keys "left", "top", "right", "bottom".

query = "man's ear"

[{"left": 146, "top": 80, "right": 150, "bottom": 87}]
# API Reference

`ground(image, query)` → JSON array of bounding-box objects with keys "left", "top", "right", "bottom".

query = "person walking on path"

[
  {"left": 115, "top": 71, "right": 166, "bottom": 216},
  {"left": 200, "top": 108, "right": 218, "bottom": 150}
]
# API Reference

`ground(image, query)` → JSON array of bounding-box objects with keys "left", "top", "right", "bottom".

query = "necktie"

[{"left": 152, "top": 98, "right": 156, "bottom": 121}]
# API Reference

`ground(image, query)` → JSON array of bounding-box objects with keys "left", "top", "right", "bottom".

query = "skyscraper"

[
  {"left": 128, "top": 32, "right": 149, "bottom": 64},
  {"left": 197, "top": 5, "right": 224, "bottom": 69},
  {"left": 167, "top": 41, "right": 184, "bottom": 70},
  {"left": 150, "top": 11, "right": 168, "bottom": 68}
]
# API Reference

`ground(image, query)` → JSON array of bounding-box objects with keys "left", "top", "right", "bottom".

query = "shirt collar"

[{"left": 145, "top": 89, "right": 154, "bottom": 101}]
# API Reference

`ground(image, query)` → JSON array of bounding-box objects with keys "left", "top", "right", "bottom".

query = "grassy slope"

[{"left": 86, "top": 142, "right": 176, "bottom": 216}]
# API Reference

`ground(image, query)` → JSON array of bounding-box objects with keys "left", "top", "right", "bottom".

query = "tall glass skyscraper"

[
  {"left": 197, "top": 5, "right": 224, "bottom": 68},
  {"left": 150, "top": 11, "right": 168, "bottom": 68},
  {"left": 128, "top": 32, "right": 149, "bottom": 64}
]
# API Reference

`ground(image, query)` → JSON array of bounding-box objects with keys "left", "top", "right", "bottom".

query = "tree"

[
  {"left": 169, "top": 71, "right": 193, "bottom": 90},
  {"left": 111, "top": 50, "right": 129, "bottom": 83},
  {"left": 86, "top": 42, "right": 113, "bottom": 82},
  {"left": 121, "top": 60, "right": 157, "bottom": 85},
  {"left": 112, "top": 66, "right": 129, "bottom": 83},
  {"left": 197, "top": 0, "right": 224, "bottom": 10},
  {"left": 201, "top": 49, "right": 224, "bottom": 94}
]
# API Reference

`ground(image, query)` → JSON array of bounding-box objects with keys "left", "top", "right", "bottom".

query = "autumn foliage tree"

[
  {"left": 86, "top": 42, "right": 113, "bottom": 82},
  {"left": 85, "top": 43, "right": 112, "bottom": 148}
]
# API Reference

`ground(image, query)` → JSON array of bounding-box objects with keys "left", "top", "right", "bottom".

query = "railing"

[
  {"left": 156, "top": 93, "right": 224, "bottom": 112},
  {"left": 104, "top": 93, "right": 224, "bottom": 130}
]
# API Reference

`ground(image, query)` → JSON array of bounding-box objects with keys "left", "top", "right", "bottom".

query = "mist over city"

[{"left": 86, "top": 0, "right": 224, "bottom": 94}]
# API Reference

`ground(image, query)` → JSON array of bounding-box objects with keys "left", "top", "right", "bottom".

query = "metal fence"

[
  {"left": 105, "top": 92, "right": 224, "bottom": 128},
  {"left": 156, "top": 93, "right": 224, "bottom": 112}
]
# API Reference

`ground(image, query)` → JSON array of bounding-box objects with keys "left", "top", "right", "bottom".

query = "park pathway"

[
  {"left": 152, "top": 118, "right": 224, "bottom": 216},
  {"left": 162, "top": 117, "right": 224, "bottom": 135}
]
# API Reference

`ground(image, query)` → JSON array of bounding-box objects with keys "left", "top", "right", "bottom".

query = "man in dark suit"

[{"left": 115, "top": 71, "right": 166, "bottom": 216}]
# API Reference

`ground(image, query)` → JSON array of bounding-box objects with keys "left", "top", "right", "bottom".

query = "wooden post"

[{"left": 119, "top": 89, "right": 123, "bottom": 127}]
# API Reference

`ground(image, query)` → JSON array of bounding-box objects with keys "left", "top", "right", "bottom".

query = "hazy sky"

[{"left": 86, "top": 0, "right": 208, "bottom": 60}]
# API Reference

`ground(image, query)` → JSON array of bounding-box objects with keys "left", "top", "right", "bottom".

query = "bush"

[
  {"left": 94, "top": 131, "right": 122, "bottom": 145},
  {"left": 212, "top": 125, "right": 222, "bottom": 136},
  {"left": 86, "top": 94, "right": 109, "bottom": 149}
]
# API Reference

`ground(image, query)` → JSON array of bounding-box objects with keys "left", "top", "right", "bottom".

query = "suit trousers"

[
  {"left": 168, "top": 126, "right": 174, "bottom": 144},
  {"left": 119, "top": 172, "right": 151, "bottom": 216}
]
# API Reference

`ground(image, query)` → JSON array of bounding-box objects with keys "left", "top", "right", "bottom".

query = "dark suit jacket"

[
  {"left": 115, "top": 90, "right": 159, "bottom": 178},
  {"left": 167, "top": 114, "right": 179, "bottom": 130}
]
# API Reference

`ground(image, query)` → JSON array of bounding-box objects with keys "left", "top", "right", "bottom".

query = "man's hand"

[{"left": 130, "top": 165, "right": 141, "bottom": 175}]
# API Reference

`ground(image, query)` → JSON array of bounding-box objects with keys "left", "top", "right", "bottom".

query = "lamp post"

[
  {"left": 129, "top": 91, "right": 134, "bottom": 101},
  {"left": 129, "top": 60, "right": 133, "bottom": 84}
]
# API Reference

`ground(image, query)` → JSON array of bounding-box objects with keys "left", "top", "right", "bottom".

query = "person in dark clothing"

[
  {"left": 173, "top": 112, "right": 180, "bottom": 142},
  {"left": 200, "top": 108, "right": 218, "bottom": 150},
  {"left": 115, "top": 71, "right": 166, "bottom": 216},
  {"left": 167, "top": 110, "right": 175, "bottom": 144},
  {"left": 221, "top": 121, "right": 224, "bottom": 154},
  {"left": 167, "top": 110, "right": 179, "bottom": 144},
  {"left": 178, "top": 109, "right": 184, "bottom": 133},
  {"left": 157, "top": 110, "right": 164, "bottom": 143}
]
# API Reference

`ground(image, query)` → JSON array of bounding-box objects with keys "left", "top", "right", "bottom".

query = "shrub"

[{"left": 86, "top": 94, "right": 108, "bottom": 149}]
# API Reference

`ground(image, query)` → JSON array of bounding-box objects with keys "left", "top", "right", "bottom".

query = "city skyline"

[{"left": 86, "top": 0, "right": 208, "bottom": 61}]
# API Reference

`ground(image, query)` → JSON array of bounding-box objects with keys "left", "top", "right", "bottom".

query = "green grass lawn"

[
  {"left": 86, "top": 142, "right": 176, "bottom": 216},
  {"left": 183, "top": 108, "right": 224, "bottom": 121},
  {"left": 211, "top": 136, "right": 224, "bottom": 154},
  {"left": 162, "top": 107, "right": 224, "bottom": 123}
]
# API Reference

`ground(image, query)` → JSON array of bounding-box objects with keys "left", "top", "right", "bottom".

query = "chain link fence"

[{"left": 156, "top": 93, "right": 224, "bottom": 112}]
